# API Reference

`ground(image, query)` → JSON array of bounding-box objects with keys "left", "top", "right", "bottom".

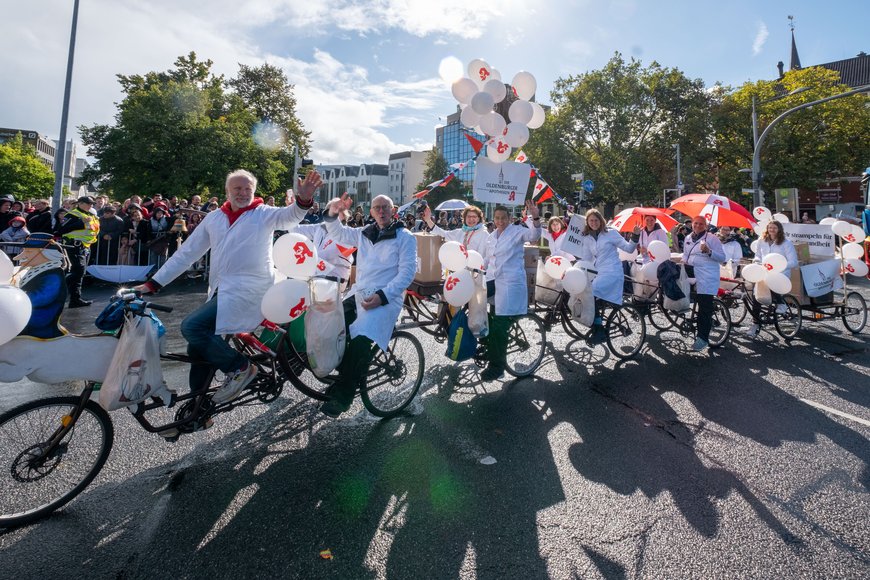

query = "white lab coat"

[
  {"left": 429, "top": 224, "right": 490, "bottom": 257},
  {"left": 152, "top": 203, "right": 308, "bottom": 335},
  {"left": 721, "top": 239, "right": 743, "bottom": 269},
  {"left": 753, "top": 239, "right": 799, "bottom": 279},
  {"left": 682, "top": 231, "right": 726, "bottom": 296},
  {"left": 586, "top": 229, "right": 637, "bottom": 305},
  {"left": 293, "top": 223, "right": 354, "bottom": 283},
  {"left": 324, "top": 218, "right": 417, "bottom": 351},
  {"left": 484, "top": 218, "right": 541, "bottom": 316},
  {"left": 638, "top": 227, "right": 669, "bottom": 264},
  {"left": 542, "top": 230, "right": 574, "bottom": 260}
]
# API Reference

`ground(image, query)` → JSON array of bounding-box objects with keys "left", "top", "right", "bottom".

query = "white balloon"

[
  {"left": 273, "top": 233, "right": 319, "bottom": 279},
  {"left": 466, "top": 250, "right": 485, "bottom": 271},
  {"left": 750, "top": 240, "right": 759, "bottom": 254},
  {"left": 486, "top": 137, "right": 512, "bottom": 163},
  {"left": 831, "top": 220, "right": 852, "bottom": 238},
  {"left": 482, "top": 78, "right": 507, "bottom": 103},
  {"left": 762, "top": 253, "right": 787, "bottom": 274},
  {"left": 544, "top": 255, "right": 570, "bottom": 279},
  {"left": 508, "top": 100, "right": 534, "bottom": 124},
  {"left": 479, "top": 111, "right": 506, "bottom": 137},
  {"left": 451, "top": 78, "right": 478, "bottom": 104},
  {"left": 0, "top": 252, "right": 13, "bottom": 284},
  {"left": 489, "top": 68, "right": 502, "bottom": 81},
  {"left": 562, "top": 267, "right": 588, "bottom": 294},
  {"left": 772, "top": 212, "right": 790, "bottom": 223},
  {"left": 647, "top": 240, "right": 669, "bottom": 263},
  {"left": 527, "top": 102, "right": 546, "bottom": 129},
  {"left": 818, "top": 217, "right": 837, "bottom": 225},
  {"left": 470, "top": 91, "right": 495, "bottom": 115},
  {"left": 0, "top": 285, "right": 32, "bottom": 346},
  {"left": 438, "top": 241, "right": 468, "bottom": 272},
  {"left": 641, "top": 261, "right": 659, "bottom": 282},
  {"left": 765, "top": 271, "right": 792, "bottom": 294},
  {"left": 511, "top": 71, "right": 537, "bottom": 101},
  {"left": 467, "top": 59, "right": 492, "bottom": 86},
  {"left": 443, "top": 269, "right": 475, "bottom": 307},
  {"left": 753, "top": 224, "right": 765, "bottom": 237},
  {"left": 504, "top": 122, "right": 529, "bottom": 148},
  {"left": 843, "top": 225, "right": 866, "bottom": 244},
  {"left": 741, "top": 263, "right": 766, "bottom": 283},
  {"left": 460, "top": 106, "right": 481, "bottom": 129},
  {"left": 260, "top": 278, "right": 310, "bottom": 324},
  {"left": 842, "top": 242, "right": 864, "bottom": 260},
  {"left": 843, "top": 258, "right": 869, "bottom": 277},
  {"left": 752, "top": 207, "right": 772, "bottom": 222}
]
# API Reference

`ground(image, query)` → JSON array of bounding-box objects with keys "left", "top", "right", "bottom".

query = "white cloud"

[{"left": 752, "top": 22, "right": 768, "bottom": 56}]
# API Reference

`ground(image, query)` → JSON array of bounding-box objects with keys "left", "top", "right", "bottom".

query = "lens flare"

[
  {"left": 438, "top": 56, "right": 464, "bottom": 84},
  {"left": 252, "top": 120, "right": 287, "bottom": 152}
]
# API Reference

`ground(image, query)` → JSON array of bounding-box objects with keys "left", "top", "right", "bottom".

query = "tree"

[
  {"left": 713, "top": 67, "right": 870, "bottom": 203},
  {"left": 544, "top": 53, "right": 715, "bottom": 213},
  {"left": 0, "top": 133, "right": 55, "bottom": 201},
  {"left": 79, "top": 52, "right": 310, "bottom": 199},
  {"left": 416, "top": 148, "right": 466, "bottom": 209}
]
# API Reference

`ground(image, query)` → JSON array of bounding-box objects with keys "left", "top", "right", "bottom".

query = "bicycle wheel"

[
  {"left": 404, "top": 293, "right": 444, "bottom": 339},
  {"left": 505, "top": 315, "right": 547, "bottom": 377},
  {"left": 361, "top": 331, "right": 424, "bottom": 418},
  {"left": 727, "top": 295, "right": 748, "bottom": 326},
  {"left": 606, "top": 305, "right": 646, "bottom": 359},
  {"left": 559, "top": 295, "right": 585, "bottom": 339},
  {"left": 647, "top": 302, "right": 673, "bottom": 331},
  {"left": 0, "top": 397, "right": 113, "bottom": 528},
  {"left": 706, "top": 298, "right": 732, "bottom": 348},
  {"left": 841, "top": 291, "right": 867, "bottom": 333},
  {"left": 774, "top": 294, "right": 802, "bottom": 339},
  {"left": 276, "top": 344, "right": 332, "bottom": 401}
]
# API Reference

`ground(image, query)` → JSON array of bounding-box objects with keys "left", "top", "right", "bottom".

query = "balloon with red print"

[
  {"left": 439, "top": 241, "right": 468, "bottom": 272},
  {"left": 511, "top": 71, "right": 537, "bottom": 100},
  {"left": 274, "top": 233, "right": 319, "bottom": 278},
  {"left": 444, "top": 269, "right": 475, "bottom": 307},
  {"left": 260, "top": 279, "right": 310, "bottom": 324},
  {"left": 544, "top": 256, "right": 569, "bottom": 279}
]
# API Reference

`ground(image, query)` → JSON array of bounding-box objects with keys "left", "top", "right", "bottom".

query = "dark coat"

[{"left": 20, "top": 267, "right": 68, "bottom": 339}]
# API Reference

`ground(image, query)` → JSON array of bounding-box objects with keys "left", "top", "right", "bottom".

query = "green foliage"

[
  {"left": 79, "top": 52, "right": 310, "bottom": 199},
  {"left": 416, "top": 148, "right": 466, "bottom": 208},
  {"left": 714, "top": 67, "right": 870, "bottom": 201},
  {"left": 0, "top": 133, "right": 55, "bottom": 200}
]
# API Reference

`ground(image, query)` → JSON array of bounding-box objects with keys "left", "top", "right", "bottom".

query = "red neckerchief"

[
  {"left": 552, "top": 229, "right": 565, "bottom": 240},
  {"left": 220, "top": 198, "right": 264, "bottom": 226}
]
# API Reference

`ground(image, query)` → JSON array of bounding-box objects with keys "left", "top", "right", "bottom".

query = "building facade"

[
  {"left": 435, "top": 106, "right": 486, "bottom": 187},
  {"left": 319, "top": 163, "right": 389, "bottom": 209},
  {"left": 0, "top": 127, "right": 56, "bottom": 169},
  {"left": 387, "top": 150, "right": 427, "bottom": 206}
]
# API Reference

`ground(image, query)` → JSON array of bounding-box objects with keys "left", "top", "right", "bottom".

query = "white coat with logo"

[
  {"left": 586, "top": 228, "right": 637, "bottom": 305},
  {"left": 152, "top": 203, "right": 308, "bottom": 335},
  {"left": 682, "top": 231, "right": 726, "bottom": 295},
  {"left": 324, "top": 217, "right": 417, "bottom": 351},
  {"left": 484, "top": 218, "right": 541, "bottom": 316}
]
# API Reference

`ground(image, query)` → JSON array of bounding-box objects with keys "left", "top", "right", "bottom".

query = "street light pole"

[
  {"left": 673, "top": 143, "right": 682, "bottom": 192},
  {"left": 752, "top": 84, "right": 870, "bottom": 208},
  {"left": 52, "top": 0, "right": 80, "bottom": 212}
]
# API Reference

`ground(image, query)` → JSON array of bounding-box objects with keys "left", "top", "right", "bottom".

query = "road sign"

[
  {"left": 677, "top": 181, "right": 684, "bottom": 190},
  {"left": 571, "top": 173, "right": 584, "bottom": 180},
  {"left": 583, "top": 179, "right": 594, "bottom": 193}
]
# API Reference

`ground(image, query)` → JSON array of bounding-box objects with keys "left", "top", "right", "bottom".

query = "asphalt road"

[{"left": 1, "top": 276, "right": 869, "bottom": 579}]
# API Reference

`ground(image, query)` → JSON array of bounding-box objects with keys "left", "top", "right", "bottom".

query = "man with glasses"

[
  {"left": 56, "top": 195, "right": 100, "bottom": 307},
  {"left": 319, "top": 193, "right": 417, "bottom": 417}
]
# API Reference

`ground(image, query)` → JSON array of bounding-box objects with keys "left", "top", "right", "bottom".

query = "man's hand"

[
  {"left": 361, "top": 293, "right": 383, "bottom": 310},
  {"left": 327, "top": 192, "right": 353, "bottom": 217},
  {"left": 422, "top": 205, "right": 434, "bottom": 227},
  {"left": 525, "top": 199, "right": 540, "bottom": 220},
  {"left": 285, "top": 189, "right": 294, "bottom": 206},
  {"left": 131, "top": 283, "right": 152, "bottom": 295},
  {"left": 295, "top": 171, "right": 323, "bottom": 205},
  {"left": 632, "top": 225, "right": 642, "bottom": 235}
]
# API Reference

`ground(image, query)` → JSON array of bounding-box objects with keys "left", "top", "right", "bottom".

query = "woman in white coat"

[
  {"left": 638, "top": 215, "right": 669, "bottom": 264},
  {"left": 422, "top": 204, "right": 489, "bottom": 256},
  {"left": 717, "top": 225, "right": 744, "bottom": 276},
  {"left": 481, "top": 200, "right": 541, "bottom": 380},
  {"left": 542, "top": 216, "right": 574, "bottom": 260},
  {"left": 682, "top": 216, "right": 726, "bottom": 351},
  {"left": 745, "top": 220, "right": 799, "bottom": 337},
  {"left": 580, "top": 209, "right": 639, "bottom": 343}
]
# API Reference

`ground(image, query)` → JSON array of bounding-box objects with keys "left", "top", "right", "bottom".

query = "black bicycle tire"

[
  {"left": 276, "top": 344, "right": 331, "bottom": 401},
  {"left": 774, "top": 294, "right": 802, "bottom": 339},
  {"left": 558, "top": 296, "right": 585, "bottom": 339},
  {"left": 505, "top": 315, "right": 547, "bottom": 377},
  {"left": 707, "top": 298, "right": 732, "bottom": 348},
  {"left": 647, "top": 302, "right": 673, "bottom": 331},
  {"left": 606, "top": 305, "right": 646, "bottom": 359},
  {"left": 0, "top": 397, "right": 114, "bottom": 528},
  {"left": 361, "top": 331, "right": 424, "bottom": 418},
  {"left": 841, "top": 291, "right": 867, "bottom": 334}
]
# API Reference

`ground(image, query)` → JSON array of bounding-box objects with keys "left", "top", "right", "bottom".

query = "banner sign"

[
  {"left": 799, "top": 259, "right": 842, "bottom": 297},
  {"left": 782, "top": 223, "right": 835, "bottom": 257},
  {"left": 472, "top": 159, "right": 532, "bottom": 206},
  {"left": 559, "top": 219, "right": 588, "bottom": 259}
]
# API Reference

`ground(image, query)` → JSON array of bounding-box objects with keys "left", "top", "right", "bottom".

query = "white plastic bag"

[
  {"left": 534, "top": 258, "right": 562, "bottom": 306},
  {"left": 631, "top": 263, "right": 656, "bottom": 301},
  {"left": 663, "top": 265, "right": 691, "bottom": 312},
  {"left": 99, "top": 313, "right": 170, "bottom": 411},
  {"left": 754, "top": 279, "right": 773, "bottom": 305},
  {"left": 568, "top": 284, "right": 596, "bottom": 328},
  {"left": 305, "top": 279, "right": 346, "bottom": 378},
  {"left": 467, "top": 271, "right": 489, "bottom": 338}
]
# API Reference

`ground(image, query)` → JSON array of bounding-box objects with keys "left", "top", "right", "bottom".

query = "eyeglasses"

[{"left": 371, "top": 205, "right": 392, "bottom": 212}]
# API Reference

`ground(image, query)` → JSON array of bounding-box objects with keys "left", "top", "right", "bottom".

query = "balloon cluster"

[
  {"left": 751, "top": 207, "right": 793, "bottom": 235},
  {"left": 635, "top": 240, "right": 671, "bottom": 282},
  {"left": 821, "top": 218, "right": 868, "bottom": 277},
  {"left": 450, "top": 59, "right": 546, "bottom": 164},
  {"left": 741, "top": 254, "right": 793, "bottom": 294},
  {"left": 543, "top": 256, "right": 588, "bottom": 294},
  {"left": 440, "top": 241, "right": 487, "bottom": 307},
  {"left": 260, "top": 233, "right": 323, "bottom": 324},
  {"left": 0, "top": 253, "right": 33, "bottom": 346}
]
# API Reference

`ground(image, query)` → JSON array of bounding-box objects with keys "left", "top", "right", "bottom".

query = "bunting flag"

[
  {"left": 463, "top": 132, "right": 485, "bottom": 155},
  {"left": 335, "top": 244, "right": 356, "bottom": 258},
  {"left": 450, "top": 161, "right": 468, "bottom": 171},
  {"left": 532, "top": 177, "right": 555, "bottom": 204},
  {"left": 514, "top": 150, "right": 528, "bottom": 164},
  {"left": 413, "top": 172, "right": 456, "bottom": 198}
]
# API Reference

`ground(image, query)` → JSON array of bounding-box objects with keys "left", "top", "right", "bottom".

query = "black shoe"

[
  {"left": 69, "top": 299, "right": 93, "bottom": 308},
  {"left": 480, "top": 364, "right": 505, "bottom": 382},
  {"left": 587, "top": 325, "right": 606, "bottom": 345},
  {"left": 320, "top": 396, "right": 352, "bottom": 418}
]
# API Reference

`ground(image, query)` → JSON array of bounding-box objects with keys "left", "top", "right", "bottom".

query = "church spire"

[{"left": 788, "top": 15, "right": 801, "bottom": 70}]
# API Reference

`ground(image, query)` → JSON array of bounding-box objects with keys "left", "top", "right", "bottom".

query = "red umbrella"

[
  {"left": 609, "top": 207, "right": 678, "bottom": 232},
  {"left": 669, "top": 193, "right": 756, "bottom": 228}
]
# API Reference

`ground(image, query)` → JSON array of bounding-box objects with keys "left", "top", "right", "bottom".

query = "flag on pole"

[{"left": 532, "top": 178, "right": 554, "bottom": 204}]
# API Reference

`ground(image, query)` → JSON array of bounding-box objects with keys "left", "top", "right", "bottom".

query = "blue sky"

[{"left": 2, "top": 0, "right": 866, "bottom": 165}]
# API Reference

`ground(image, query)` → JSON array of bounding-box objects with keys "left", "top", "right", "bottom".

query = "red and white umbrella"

[
  {"left": 609, "top": 207, "right": 678, "bottom": 232},
  {"left": 669, "top": 193, "right": 756, "bottom": 228}
]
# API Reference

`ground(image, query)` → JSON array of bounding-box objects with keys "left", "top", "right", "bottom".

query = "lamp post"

[
  {"left": 752, "top": 84, "right": 870, "bottom": 208},
  {"left": 673, "top": 143, "right": 682, "bottom": 193},
  {"left": 52, "top": 0, "right": 81, "bottom": 212}
]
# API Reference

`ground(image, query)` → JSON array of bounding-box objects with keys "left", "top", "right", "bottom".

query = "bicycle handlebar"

[{"left": 117, "top": 290, "right": 174, "bottom": 313}]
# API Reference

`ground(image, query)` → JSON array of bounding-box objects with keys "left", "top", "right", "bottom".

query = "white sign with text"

[
  {"left": 800, "top": 259, "right": 842, "bottom": 297},
  {"left": 782, "top": 223, "right": 835, "bottom": 257},
  {"left": 559, "top": 220, "right": 588, "bottom": 259},
  {"left": 472, "top": 158, "right": 532, "bottom": 206}
]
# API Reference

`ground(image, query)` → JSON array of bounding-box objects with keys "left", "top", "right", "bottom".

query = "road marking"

[{"left": 800, "top": 398, "right": 870, "bottom": 428}]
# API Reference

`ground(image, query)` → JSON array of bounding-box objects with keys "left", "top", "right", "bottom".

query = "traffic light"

[{"left": 301, "top": 159, "right": 314, "bottom": 168}]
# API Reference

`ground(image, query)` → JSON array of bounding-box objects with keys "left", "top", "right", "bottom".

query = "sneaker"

[
  {"left": 691, "top": 338, "right": 708, "bottom": 352},
  {"left": 480, "top": 364, "right": 505, "bottom": 381},
  {"left": 212, "top": 362, "right": 257, "bottom": 404},
  {"left": 744, "top": 323, "right": 760, "bottom": 338},
  {"left": 320, "top": 383, "right": 354, "bottom": 418},
  {"left": 587, "top": 324, "right": 607, "bottom": 345},
  {"left": 775, "top": 304, "right": 788, "bottom": 314}
]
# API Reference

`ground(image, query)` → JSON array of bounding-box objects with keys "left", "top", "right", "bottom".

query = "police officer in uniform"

[{"left": 56, "top": 195, "right": 100, "bottom": 307}]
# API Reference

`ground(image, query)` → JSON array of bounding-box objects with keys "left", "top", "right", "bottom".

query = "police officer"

[{"left": 56, "top": 195, "right": 100, "bottom": 307}]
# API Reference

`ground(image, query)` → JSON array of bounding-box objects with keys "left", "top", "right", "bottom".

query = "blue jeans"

[{"left": 180, "top": 295, "right": 247, "bottom": 391}]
